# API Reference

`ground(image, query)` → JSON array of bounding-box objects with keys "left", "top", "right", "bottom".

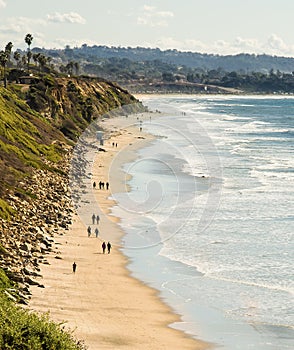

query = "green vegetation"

[
  {"left": 0, "top": 199, "right": 15, "bottom": 221},
  {"left": 0, "top": 56, "right": 140, "bottom": 205},
  {"left": 0, "top": 77, "right": 89, "bottom": 347},
  {"left": 26, "top": 44, "right": 294, "bottom": 94},
  {"left": 0, "top": 85, "right": 66, "bottom": 205},
  {"left": 79, "top": 56, "right": 294, "bottom": 94},
  {"left": 0, "top": 292, "right": 86, "bottom": 349},
  {"left": 0, "top": 268, "right": 12, "bottom": 290},
  {"left": 0, "top": 35, "right": 144, "bottom": 350},
  {"left": 4, "top": 40, "right": 294, "bottom": 94}
]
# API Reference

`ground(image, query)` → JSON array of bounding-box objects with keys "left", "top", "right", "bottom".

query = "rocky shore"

[
  {"left": 0, "top": 146, "right": 74, "bottom": 305},
  {"left": 0, "top": 108, "right": 142, "bottom": 307}
]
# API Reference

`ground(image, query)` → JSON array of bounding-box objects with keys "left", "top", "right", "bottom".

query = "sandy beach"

[{"left": 28, "top": 113, "right": 210, "bottom": 349}]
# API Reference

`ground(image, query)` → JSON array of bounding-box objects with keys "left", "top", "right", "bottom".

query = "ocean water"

[{"left": 111, "top": 95, "right": 294, "bottom": 349}]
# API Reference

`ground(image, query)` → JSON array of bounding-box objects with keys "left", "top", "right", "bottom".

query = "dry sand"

[{"left": 29, "top": 114, "right": 210, "bottom": 349}]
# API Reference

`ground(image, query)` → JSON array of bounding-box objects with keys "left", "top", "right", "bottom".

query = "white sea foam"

[{"left": 119, "top": 95, "right": 294, "bottom": 349}]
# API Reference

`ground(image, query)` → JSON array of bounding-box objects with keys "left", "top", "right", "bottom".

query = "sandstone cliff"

[{"left": 0, "top": 76, "right": 143, "bottom": 302}]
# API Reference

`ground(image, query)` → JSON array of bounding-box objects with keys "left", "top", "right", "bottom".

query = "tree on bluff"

[
  {"left": 0, "top": 50, "right": 9, "bottom": 88},
  {"left": 25, "top": 33, "right": 33, "bottom": 73}
]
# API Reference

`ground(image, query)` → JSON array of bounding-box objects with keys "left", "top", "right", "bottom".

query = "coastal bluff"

[{"left": 0, "top": 75, "right": 143, "bottom": 304}]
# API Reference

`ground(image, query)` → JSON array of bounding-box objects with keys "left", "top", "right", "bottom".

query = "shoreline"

[
  {"left": 28, "top": 112, "right": 211, "bottom": 349},
  {"left": 134, "top": 92, "right": 294, "bottom": 100}
]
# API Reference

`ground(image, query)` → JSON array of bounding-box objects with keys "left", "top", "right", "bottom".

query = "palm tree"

[
  {"left": 24, "top": 33, "right": 33, "bottom": 72},
  {"left": 27, "top": 51, "right": 32, "bottom": 72},
  {"left": 0, "top": 50, "right": 9, "bottom": 88},
  {"left": 66, "top": 61, "right": 74, "bottom": 75},
  {"left": 74, "top": 62, "right": 80, "bottom": 75},
  {"left": 33, "top": 53, "right": 40, "bottom": 68},
  {"left": 38, "top": 54, "right": 47, "bottom": 72},
  {"left": 5, "top": 42, "right": 13, "bottom": 67},
  {"left": 46, "top": 56, "right": 53, "bottom": 71},
  {"left": 24, "top": 33, "right": 33, "bottom": 50},
  {"left": 13, "top": 51, "right": 21, "bottom": 67},
  {"left": 21, "top": 55, "right": 27, "bottom": 68}
]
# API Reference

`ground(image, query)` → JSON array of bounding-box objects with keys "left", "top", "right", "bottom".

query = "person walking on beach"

[
  {"left": 92, "top": 213, "right": 96, "bottom": 224},
  {"left": 106, "top": 182, "right": 109, "bottom": 190},
  {"left": 95, "top": 227, "right": 99, "bottom": 238},
  {"left": 93, "top": 181, "right": 96, "bottom": 189},
  {"left": 107, "top": 241, "right": 112, "bottom": 254},
  {"left": 102, "top": 241, "right": 106, "bottom": 254},
  {"left": 72, "top": 262, "right": 77, "bottom": 273},
  {"left": 96, "top": 214, "right": 100, "bottom": 225},
  {"left": 87, "top": 226, "right": 91, "bottom": 237}
]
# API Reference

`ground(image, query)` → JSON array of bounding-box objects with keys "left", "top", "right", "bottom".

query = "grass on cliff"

[
  {"left": 0, "top": 88, "right": 64, "bottom": 168},
  {"left": 0, "top": 199, "right": 15, "bottom": 220},
  {"left": 0, "top": 86, "right": 66, "bottom": 219},
  {"left": 0, "top": 270, "right": 86, "bottom": 350}
]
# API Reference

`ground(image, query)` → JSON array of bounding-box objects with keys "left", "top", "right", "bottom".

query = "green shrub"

[
  {"left": 0, "top": 199, "right": 15, "bottom": 220},
  {"left": 0, "top": 269, "right": 12, "bottom": 290},
  {"left": 0, "top": 294, "right": 87, "bottom": 350}
]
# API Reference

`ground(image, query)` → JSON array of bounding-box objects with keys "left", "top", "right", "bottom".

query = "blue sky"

[{"left": 0, "top": 0, "right": 293, "bottom": 56}]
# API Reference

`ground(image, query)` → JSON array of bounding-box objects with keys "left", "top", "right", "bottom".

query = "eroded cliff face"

[
  {"left": 27, "top": 76, "right": 141, "bottom": 139},
  {"left": 0, "top": 76, "right": 143, "bottom": 301},
  {"left": 48, "top": 77, "right": 137, "bottom": 117}
]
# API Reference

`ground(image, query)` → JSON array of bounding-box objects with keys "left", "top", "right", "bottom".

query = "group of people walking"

[
  {"left": 87, "top": 213, "right": 100, "bottom": 238},
  {"left": 87, "top": 213, "right": 112, "bottom": 254},
  {"left": 92, "top": 214, "right": 100, "bottom": 225},
  {"left": 87, "top": 225, "right": 99, "bottom": 238},
  {"left": 102, "top": 241, "right": 111, "bottom": 254},
  {"left": 92, "top": 181, "right": 109, "bottom": 190},
  {"left": 73, "top": 220, "right": 112, "bottom": 273}
]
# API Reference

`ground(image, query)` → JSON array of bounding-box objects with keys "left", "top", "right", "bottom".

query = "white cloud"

[
  {"left": 152, "top": 37, "right": 206, "bottom": 52},
  {"left": 0, "top": 16, "right": 46, "bottom": 36},
  {"left": 137, "top": 5, "right": 174, "bottom": 27},
  {"left": 215, "top": 35, "right": 294, "bottom": 56},
  {"left": 52, "top": 37, "right": 100, "bottom": 49},
  {"left": 149, "top": 35, "right": 294, "bottom": 57},
  {"left": 233, "top": 37, "right": 259, "bottom": 50},
  {"left": 47, "top": 12, "right": 86, "bottom": 24},
  {"left": 0, "top": 0, "right": 6, "bottom": 9},
  {"left": 265, "top": 34, "right": 289, "bottom": 54}
]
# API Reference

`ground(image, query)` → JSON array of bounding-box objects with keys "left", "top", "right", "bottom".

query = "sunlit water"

[{"left": 111, "top": 95, "right": 294, "bottom": 349}]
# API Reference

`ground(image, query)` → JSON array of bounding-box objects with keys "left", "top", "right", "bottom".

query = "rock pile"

[{"left": 0, "top": 152, "right": 74, "bottom": 304}]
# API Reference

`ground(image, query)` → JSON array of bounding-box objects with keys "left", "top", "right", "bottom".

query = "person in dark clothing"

[
  {"left": 87, "top": 226, "right": 91, "bottom": 237},
  {"left": 72, "top": 262, "right": 77, "bottom": 273},
  {"left": 95, "top": 227, "right": 99, "bottom": 238},
  {"left": 107, "top": 241, "right": 112, "bottom": 254},
  {"left": 102, "top": 241, "right": 106, "bottom": 254}
]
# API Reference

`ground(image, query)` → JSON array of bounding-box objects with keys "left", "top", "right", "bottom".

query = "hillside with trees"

[
  {"left": 21, "top": 45, "right": 294, "bottom": 94},
  {"left": 38, "top": 45, "right": 294, "bottom": 72}
]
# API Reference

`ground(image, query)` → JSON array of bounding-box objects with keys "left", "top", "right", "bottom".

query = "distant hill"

[
  {"left": 26, "top": 45, "right": 294, "bottom": 94},
  {"left": 36, "top": 45, "right": 294, "bottom": 73}
]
